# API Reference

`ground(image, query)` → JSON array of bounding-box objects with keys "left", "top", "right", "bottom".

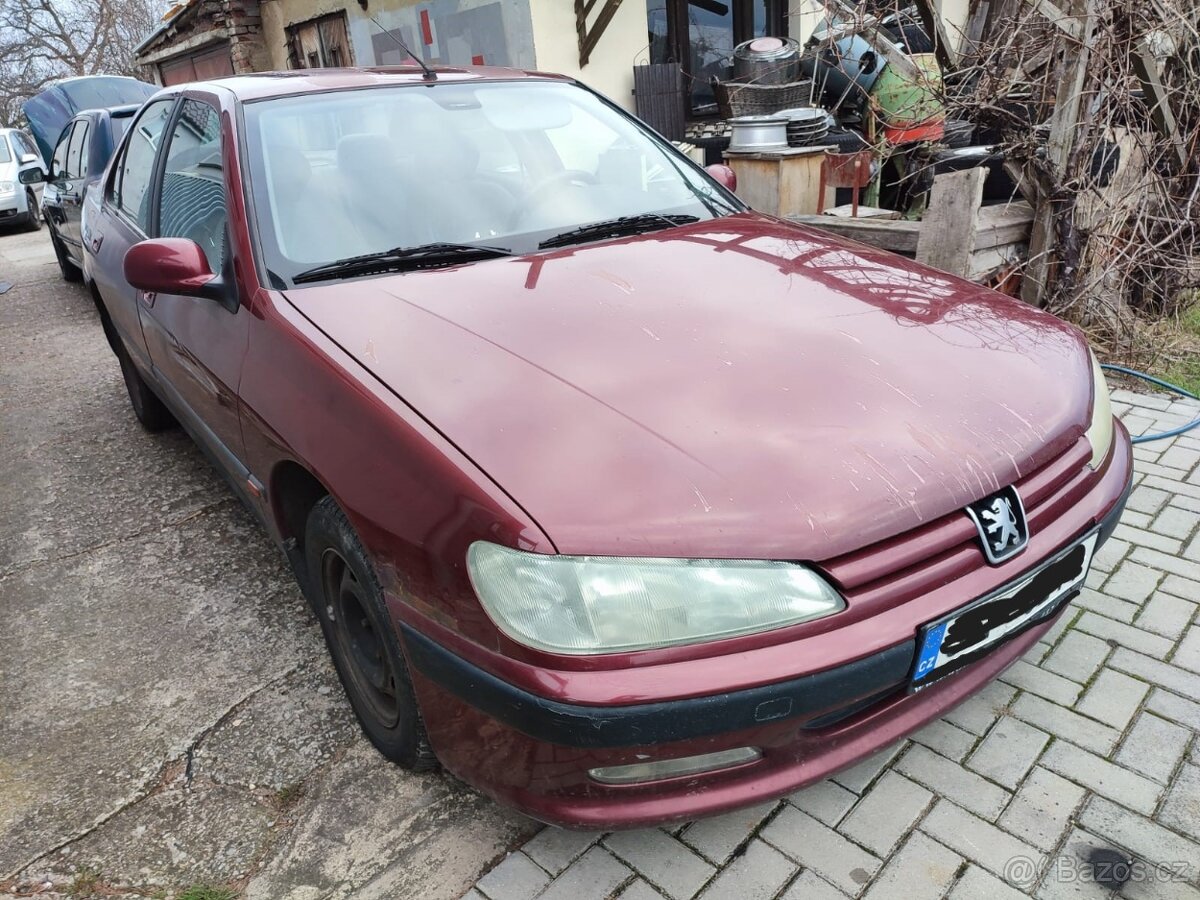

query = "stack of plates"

[{"left": 777, "top": 107, "right": 832, "bottom": 147}]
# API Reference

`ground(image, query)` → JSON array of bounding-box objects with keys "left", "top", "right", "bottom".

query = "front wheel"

[
  {"left": 24, "top": 191, "right": 42, "bottom": 231},
  {"left": 304, "top": 495, "right": 437, "bottom": 771}
]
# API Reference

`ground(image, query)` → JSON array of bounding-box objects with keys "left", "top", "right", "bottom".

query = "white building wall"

[{"left": 527, "top": 0, "right": 651, "bottom": 111}]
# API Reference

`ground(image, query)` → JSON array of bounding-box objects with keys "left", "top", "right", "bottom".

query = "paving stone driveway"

[{"left": 464, "top": 391, "right": 1200, "bottom": 900}]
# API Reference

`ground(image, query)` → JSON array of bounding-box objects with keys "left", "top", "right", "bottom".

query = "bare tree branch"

[{"left": 0, "top": 0, "right": 167, "bottom": 127}]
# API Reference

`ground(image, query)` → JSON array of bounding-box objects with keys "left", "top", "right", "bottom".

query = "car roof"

[
  {"left": 69, "top": 104, "right": 143, "bottom": 123},
  {"left": 169, "top": 65, "right": 570, "bottom": 102}
]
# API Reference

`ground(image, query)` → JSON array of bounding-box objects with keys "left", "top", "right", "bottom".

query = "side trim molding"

[{"left": 399, "top": 625, "right": 916, "bottom": 749}]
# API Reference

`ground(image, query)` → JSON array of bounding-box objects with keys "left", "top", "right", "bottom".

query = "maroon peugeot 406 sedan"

[{"left": 72, "top": 66, "right": 1131, "bottom": 829}]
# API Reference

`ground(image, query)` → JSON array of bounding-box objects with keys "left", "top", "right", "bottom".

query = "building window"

[
  {"left": 648, "top": 0, "right": 787, "bottom": 115},
  {"left": 287, "top": 12, "right": 353, "bottom": 69}
]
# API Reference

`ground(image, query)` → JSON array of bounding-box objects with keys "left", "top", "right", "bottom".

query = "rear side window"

[
  {"left": 115, "top": 99, "right": 175, "bottom": 231},
  {"left": 110, "top": 114, "right": 134, "bottom": 145},
  {"left": 158, "top": 99, "right": 227, "bottom": 272},
  {"left": 12, "top": 132, "right": 36, "bottom": 159}
]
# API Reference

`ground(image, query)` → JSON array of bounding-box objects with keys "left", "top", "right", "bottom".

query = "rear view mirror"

[
  {"left": 124, "top": 238, "right": 224, "bottom": 301},
  {"left": 705, "top": 164, "right": 737, "bottom": 192},
  {"left": 18, "top": 168, "right": 45, "bottom": 185},
  {"left": 19, "top": 153, "right": 38, "bottom": 165}
]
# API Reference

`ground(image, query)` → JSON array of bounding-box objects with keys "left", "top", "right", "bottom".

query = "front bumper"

[{"left": 400, "top": 427, "right": 1132, "bottom": 829}]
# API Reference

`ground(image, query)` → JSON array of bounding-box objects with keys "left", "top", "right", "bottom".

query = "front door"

[
  {"left": 43, "top": 124, "right": 75, "bottom": 241},
  {"left": 138, "top": 96, "right": 248, "bottom": 466},
  {"left": 59, "top": 119, "right": 91, "bottom": 247}
]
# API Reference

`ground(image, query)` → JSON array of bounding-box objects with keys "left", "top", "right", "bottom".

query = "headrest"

[
  {"left": 337, "top": 133, "right": 396, "bottom": 178},
  {"left": 266, "top": 144, "right": 311, "bottom": 190},
  {"left": 407, "top": 128, "right": 479, "bottom": 181}
]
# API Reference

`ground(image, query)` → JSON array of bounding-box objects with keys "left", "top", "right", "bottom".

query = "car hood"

[
  {"left": 283, "top": 213, "right": 1091, "bottom": 560},
  {"left": 21, "top": 76, "right": 154, "bottom": 164}
]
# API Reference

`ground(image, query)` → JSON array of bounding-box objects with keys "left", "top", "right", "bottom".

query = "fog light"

[{"left": 588, "top": 747, "right": 761, "bottom": 785}]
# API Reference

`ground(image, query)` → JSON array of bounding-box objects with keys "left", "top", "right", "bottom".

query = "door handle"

[
  {"left": 90, "top": 234, "right": 103, "bottom": 252},
  {"left": 140, "top": 290, "right": 156, "bottom": 308}
]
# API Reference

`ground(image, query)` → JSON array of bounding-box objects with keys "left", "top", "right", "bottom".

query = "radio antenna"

[{"left": 368, "top": 13, "right": 437, "bottom": 81}]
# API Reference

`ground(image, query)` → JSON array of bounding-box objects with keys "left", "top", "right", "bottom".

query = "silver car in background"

[{"left": 0, "top": 128, "right": 47, "bottom": 230}]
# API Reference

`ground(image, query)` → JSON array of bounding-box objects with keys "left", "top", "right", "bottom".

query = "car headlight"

[
  {"left": 466, "top": 542, "right": 846, "bottom": 655},
  {"left": 0, "top": 181, "right": 14, "bottom": 196},
  {"left": 1085, "top": 349, "right": 1114, "bottom": 469}
]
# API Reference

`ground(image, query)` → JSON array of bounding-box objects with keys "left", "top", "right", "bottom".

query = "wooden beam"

[
  {"left": 1132, "top": 38, "right": 1188, "bottom": 169},
  {"left": 1021, "top": 0, "right": 1095, "bottom": 306},
  {"left": 912, "top": 0, "right": 957, "bottom": 70},
  {"left": 786, "top": 214, "right": 922, "bottom": 253},
  {"left": 578, "top": 0, "right": 626, "bottom": 67},
  {"left": 974, "top": 201, "right": 1036, "bottom": 249},
  {"left": 1023, "top": 0, "right": 1083, "bottom": 37},
  {"left": 917, "top": 167, "right": 988, "bottom": 277}
]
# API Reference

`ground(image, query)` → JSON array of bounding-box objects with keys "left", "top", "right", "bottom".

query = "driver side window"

[
  {"left": 115, "top": 98, "right": 176, "bottom": 232},
  {"left": 158, "top": 99, "right": 227, "bottom": 274},
  {"left": 52, "top": 127, "right": 71, "bottom": 180}
]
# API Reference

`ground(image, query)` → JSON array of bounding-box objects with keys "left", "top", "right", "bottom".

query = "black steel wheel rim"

[{"left": 321, "top": 548, "right": 400, "bottom": 728}]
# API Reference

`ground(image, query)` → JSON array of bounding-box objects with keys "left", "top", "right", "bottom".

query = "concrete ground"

[
  {"left": 0, "top": 227, "right": 537, "bottom": 898},
  {"left": 3, "top": 224, "right": 1200, "bottom": 900}
]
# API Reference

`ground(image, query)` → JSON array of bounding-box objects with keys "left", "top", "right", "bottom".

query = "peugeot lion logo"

[{"left": 965, "top": 486, "right": 1030, "bottom": 565}]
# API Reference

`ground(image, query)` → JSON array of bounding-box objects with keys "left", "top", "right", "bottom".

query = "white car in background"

[{"left": 0, "top": 128, "right": 47, "bottom": 230}]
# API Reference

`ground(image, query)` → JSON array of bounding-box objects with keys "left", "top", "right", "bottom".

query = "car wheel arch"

[
  {"left": 89, "top": 281, "right": 121, "bottom": 354},
  {"left": 270, "top": 459, "right": 332, "bottom": 562}
]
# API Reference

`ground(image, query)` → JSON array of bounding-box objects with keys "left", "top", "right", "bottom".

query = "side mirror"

[
  {"left": 18, "top": 168, "right": 46, "bottom": 185},
  {"left": 19, "top": 153, "right": 38, "bottom": 165},
  {"left": 704, "top": 163, "right": 737, "bottom": 192},
  {"left": 124, "top": 238, "right": 223, "bottom": 301}
]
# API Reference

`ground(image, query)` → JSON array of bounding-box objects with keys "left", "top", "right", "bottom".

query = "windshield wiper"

[
  {"left": 538, "top": 213, "right": 699, "bottom": 250},
  {"left": 292, "top": 242, "right": 512, "bottom": 284}
]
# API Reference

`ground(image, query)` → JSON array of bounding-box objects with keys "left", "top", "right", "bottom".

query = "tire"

[
  {"left": 51, "top": 229, "right": 83, "bottom": 282},
  {"left": 115, "top": 340, "right": 176, "bottom": 432},
  {"left": 24, "top": 191, "right": 43, "bottom": 231},
  {"left": 304, "top": 495, "right": 437, "bottom": 771}
]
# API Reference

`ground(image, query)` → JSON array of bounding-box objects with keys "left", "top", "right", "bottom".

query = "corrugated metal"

[{"left": 633, "top": 63, "right": 686, "bottom": 141}]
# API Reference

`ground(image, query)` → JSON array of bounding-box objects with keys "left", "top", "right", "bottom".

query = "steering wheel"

[{"left": 515, "top": 169, "right": 599, "bottom": 228}]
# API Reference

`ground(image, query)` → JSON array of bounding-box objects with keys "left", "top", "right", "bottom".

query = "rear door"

[
  {"left": 138, "top": 96, "right": 248, "bottom": 466},
  {"left": 90, "top": 97, "right": 178, "bottom": 367}
]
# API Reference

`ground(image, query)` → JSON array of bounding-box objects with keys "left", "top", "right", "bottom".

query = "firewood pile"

[{"left": 945, "top": 0, "right": 1199, "bottom": 360}]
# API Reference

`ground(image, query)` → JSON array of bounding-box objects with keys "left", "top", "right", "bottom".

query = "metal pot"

[
  {"left": 728, "top": 115, "right": 789, "bottom": 151},
  {"left": 732, "top": 37, "right": 801, "bottom": 86}
]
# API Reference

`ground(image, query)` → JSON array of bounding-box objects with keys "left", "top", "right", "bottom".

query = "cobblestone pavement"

[{"left": 463, "top": 390, "right": 1200, "bottom": 900}]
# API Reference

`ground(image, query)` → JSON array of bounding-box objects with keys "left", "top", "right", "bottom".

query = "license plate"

[{"left": 911, "top": 531, "right": 1099, "bottom": 689}]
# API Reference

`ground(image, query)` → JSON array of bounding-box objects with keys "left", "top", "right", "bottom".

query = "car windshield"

[
  {"left": 243, "top": 80, "right": 736, "bottom": 285},
  {"left": 0, "top": 136, "right": 11, "bottom": 164}
]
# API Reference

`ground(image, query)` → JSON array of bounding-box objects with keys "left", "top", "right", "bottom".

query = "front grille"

[{"left": 820, "top": 436, "right": 1093, "bottom": 605}]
